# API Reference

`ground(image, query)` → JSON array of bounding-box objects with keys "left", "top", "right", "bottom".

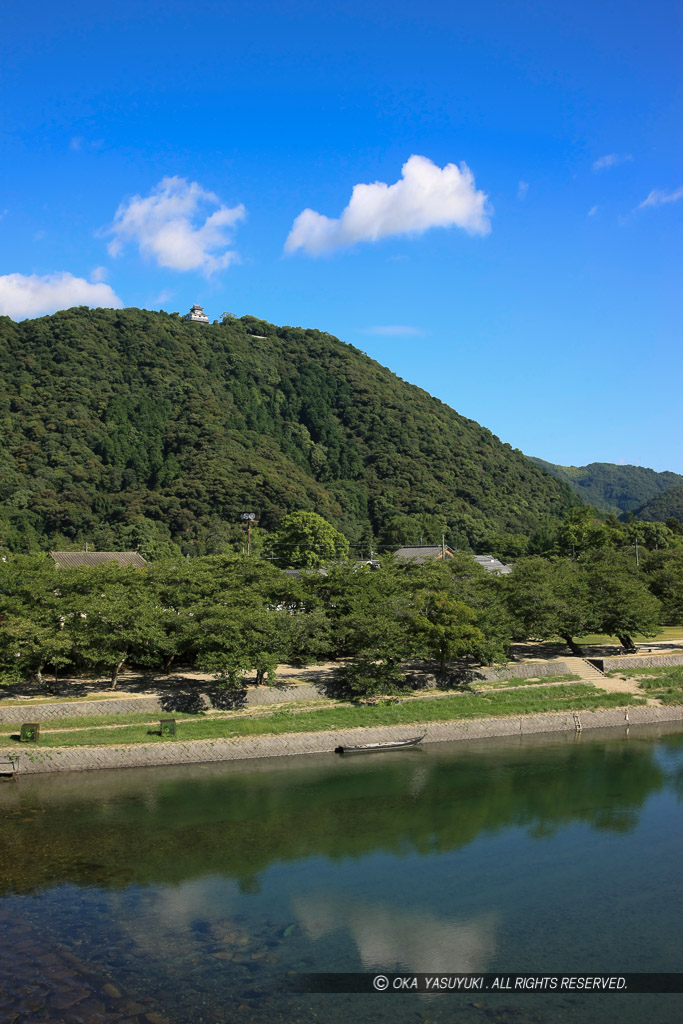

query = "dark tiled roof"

[
  {"left": 473, "top": 554, "right": 513, "bottom": 575},
  {"left": 392, "top": 547, "right": 512, "bottom": 573},
  {"left": 282, "top": 568, "right": 328, "bottom": 578},
  {"left": 393, "top": 545, "right": 454, "bottom": 563},
  {"left": 50, "top": 551, "right": 147, "bottom": 569}
]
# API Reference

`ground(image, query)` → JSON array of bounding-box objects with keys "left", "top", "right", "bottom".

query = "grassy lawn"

[
  {"left": 2, "top": 685, "right": 645, "bottom": 748},
  {"left": 606, "top": 665, "right": 683, "bottom": 706},
  {"left": 575, "top": 626, "right": 683, "bottom": 646},
  {"left": 0, "top": 701, "right": 339, "bottom": 738},
  {"left": 0, "top": 710, "right": 206, "bottom": 736},
  {"left": 479, "top": 672, "right": 582, "bottom": 689}
]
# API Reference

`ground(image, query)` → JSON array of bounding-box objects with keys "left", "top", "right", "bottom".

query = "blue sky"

[{"left": 2, "top": 0, "right": 681, "bottom": 472}]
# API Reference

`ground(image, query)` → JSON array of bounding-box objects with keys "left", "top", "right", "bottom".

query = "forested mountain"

[
  {"left": 529, "top": 458, "right": 683, "bottom": 517},
  {"left": 0, "top": 307, "right": 578, "bottom": 557},
  {"left": 632, "top": 486, "right": 683, "bottom": 524}
]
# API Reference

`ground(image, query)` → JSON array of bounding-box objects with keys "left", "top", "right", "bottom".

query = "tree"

[
  {"left": 440, "top": 553, "right": 512, "bottom": 664},
  {"left": 68, "top": 565, "right": 166, "bottom": 688},
  {"left": 0, "top": 555, "right": 73, "bottom": 688},
  {"left": 584, "top": 552, "right": 662, "bottom": 651},
  {"left": 307, "top": 561, "right": 415, "bottom": 697},
  {"left": 624, "top": 520, "right": 674, "bottom": 554},
  {"left": 506, "top": 557, "right": 595, "bottom": 656},
  {"left": 411, "top": 590, "right": 484, "bottom": 676},
  {"left": 411, "top": 555, "right": 511, "bottom": 666},
  {"left": 0, "top": 613, "right": 73, "bottom": 689},
  {"left": 556, "top": 507, "right": 610, "bottom": 559},
  {"left": 644, "top": 549, "right": 683, "bottom": 624},
  {"left": 270, "top": 511, "right": 349, "bottom": 568},
  {"left": 377, "top": 512, "right": 447, "bottom": 547}
]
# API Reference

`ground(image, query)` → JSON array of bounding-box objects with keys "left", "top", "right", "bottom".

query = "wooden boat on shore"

[{"left": 334, "top": 734, "right": 425, "bottom": 754}]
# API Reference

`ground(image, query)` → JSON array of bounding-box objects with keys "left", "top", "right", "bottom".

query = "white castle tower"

[{"left": 184, "top": 304, "right": 210, "bottom": 324}]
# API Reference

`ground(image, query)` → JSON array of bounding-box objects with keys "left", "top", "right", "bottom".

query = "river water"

[{"left": 1, "top": 725, "right": 682, "bottom": 1024}]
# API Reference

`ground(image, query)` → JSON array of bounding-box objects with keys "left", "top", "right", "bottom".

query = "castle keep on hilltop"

[{"left": 184, "top": 304, "right": 210, "bottom": 324}]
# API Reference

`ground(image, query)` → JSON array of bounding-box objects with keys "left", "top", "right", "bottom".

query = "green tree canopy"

[
  {"left": 270, "top": 511, "right": 350, "bottom": 568},
  {"left": 505, "top": 556, "right": 596, "bottom": 655},
  {"left": 583, "top": 552, "right": 662, "bottom": 651}
]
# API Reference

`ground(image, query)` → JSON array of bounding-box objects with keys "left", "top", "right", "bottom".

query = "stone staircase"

[{"left": 560, "top": 656, "right": 646, "bottom": 698}]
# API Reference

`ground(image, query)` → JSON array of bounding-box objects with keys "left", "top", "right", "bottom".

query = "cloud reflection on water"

[{"left": 293, "top": 894, "right": 498, "bottom": 973}]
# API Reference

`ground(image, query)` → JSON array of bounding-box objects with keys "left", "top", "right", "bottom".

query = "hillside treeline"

[
  {"left": 2, "top": 545, "right": 680, "bottom": 697},
  {"left": 0, "top": 306, "right": 579, "bottom": 559},
  {"left": 530, "top": 459, "right": 683, "bottom": 517},
  {"left": 631, "top": 486, "right": 683, "bottom": 524}
]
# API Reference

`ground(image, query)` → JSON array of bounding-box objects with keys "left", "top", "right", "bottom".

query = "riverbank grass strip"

[
  {"left": 14, "top": 686, "right": 645, "bottom": 748},
  {"left": 606, "top": 665, "right": 683, "bottom": 706},
  {"left": 477, "top": 672, "right": 582, "bottom": 690}
]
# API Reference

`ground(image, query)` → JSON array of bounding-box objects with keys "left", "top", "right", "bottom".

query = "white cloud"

[
  {"left": 588, "top": 205, "right": 599, "bottom": 216},
  {"left": 285, "top": 154, "right": 491, "bottom": 255},
  {"left": 70, "top": 136, "right": 104, "bottom": 152},
  {"left": 0, "top": 272, "right": 122, "bottom": 320},
  {"left": 359, "top": 325, "right": 426, "bottom": 336},
  {"left": 592, "top": 153, "right": 632, "bottom": 171},
  {"left": 637, "top": 186, "right": 683, "bottom": 209},
  {"left": 90, "top": 265, "right": 108, "bottom": 282},
  {"left": 517, "top": 180, "right": 529, "bottom": 200},
  {"left": 106, "top": 176, "right": 246, "bottom": 273}
]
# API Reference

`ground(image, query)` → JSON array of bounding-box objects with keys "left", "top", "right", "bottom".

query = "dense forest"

[
  {"left": 0, "top": 306, "right": 580, "bottom": 558},
  {"left": 632, "top": 485, "right": 683, "bottom": 524},
  {"left": 530, "top": 458, "right": 683, "bottom": 517}
]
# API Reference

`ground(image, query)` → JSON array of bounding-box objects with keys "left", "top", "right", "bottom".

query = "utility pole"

[{"left": 240, "top": 513, "right": 258, "bottom": 556}]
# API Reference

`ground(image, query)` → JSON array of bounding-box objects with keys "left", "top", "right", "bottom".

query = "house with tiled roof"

[
  {"left": 50, "top": 551, "right": 147, "bottom": 569},
  {"left": 393, "top": 546, "right": 512, "bottom": 574},
  {"left": 472, "top": 554, "right": 512, "bottom": 575},
  {"left": 393, "top": 544, "right": 454, "bottom": 564}
]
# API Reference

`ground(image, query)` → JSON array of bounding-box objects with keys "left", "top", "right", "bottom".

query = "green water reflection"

[
  {"left": 1, "top": 729, "right": 676, "bottom": 894},
  {"left": 1, "top": 725, "right": 682, "bottom": 1024}
]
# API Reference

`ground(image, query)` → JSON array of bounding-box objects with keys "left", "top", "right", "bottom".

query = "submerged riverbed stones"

[
  {"left": 0, "top": 912, "right": 163, "bottom": 1024},
  {"left": 102, "top": 981, "right": 122, "bottom": 998}
]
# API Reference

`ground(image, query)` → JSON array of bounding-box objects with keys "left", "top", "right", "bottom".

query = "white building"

[{"left": 184, "top": 304, "right": 210, "bottom": 324}]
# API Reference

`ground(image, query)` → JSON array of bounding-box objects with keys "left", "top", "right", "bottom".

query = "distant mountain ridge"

[
  {"left": 529, "top": 458, "right": 683, "bottom": 517},
  {"left": 631, "top": 486, "right": 683, "bottom": 523},
  {"left": 0, "top": 306, "right": 578, "bottom": 556}
]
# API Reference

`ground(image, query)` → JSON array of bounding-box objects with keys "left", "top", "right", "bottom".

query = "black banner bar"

[{"left": 289, "top": 973, "right": 683, "bottom": 994}]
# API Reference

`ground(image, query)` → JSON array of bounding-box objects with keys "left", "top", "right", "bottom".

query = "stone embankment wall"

[
  {"left": 0, "top": 684, "right": 323, "bottom": 724},
  {"left": 590, "top": 654, "right": 683, "bottom": 673},
  {"left": 247, "top": 683, "right": 321, "bottom": 704},
  {"left": 3, "top": 705, "right": 682, "bottom": 776},
  {"left": 479, "top": 661, "right": 572, "bottom": 682},
  {"left": 0, "top": 696, "right": 162, "bottom": 724}
]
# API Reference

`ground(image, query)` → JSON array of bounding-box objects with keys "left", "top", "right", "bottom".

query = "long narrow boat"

[{"left": 334, "top": 734, "right": 425, "bottom": 754}]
